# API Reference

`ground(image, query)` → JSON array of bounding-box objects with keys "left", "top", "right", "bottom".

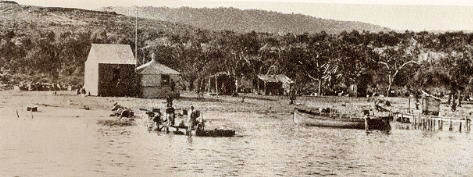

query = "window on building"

[{"left": 161, "top": 74, "right": 170, "bottom": 85}]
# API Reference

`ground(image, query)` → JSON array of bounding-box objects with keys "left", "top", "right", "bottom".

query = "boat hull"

[
  {"left": 293, "top": 108, "right": 365, "bottom": 129},
  {"left": 293, "top": 108, "right": 390, "bottom": 130}
]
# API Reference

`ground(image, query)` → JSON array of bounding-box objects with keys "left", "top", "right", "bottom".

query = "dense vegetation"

[{"left": 2, "top": 2, "right": 473, "bottom": 104}]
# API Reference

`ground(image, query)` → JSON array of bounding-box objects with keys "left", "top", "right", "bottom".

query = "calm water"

[{"left": 0, "top": 110, "right": 472, "bottom": 177}]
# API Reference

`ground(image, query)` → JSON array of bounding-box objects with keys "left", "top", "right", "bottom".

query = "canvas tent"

[
  {"left": 84, "top": 44, "right": 138, "bottom": 97},
  {"left": 136, "top": 56, "right": 181, "bottom": 98},
  {"left": 256, "top": 74, "right": 294, "bottom": 95}
]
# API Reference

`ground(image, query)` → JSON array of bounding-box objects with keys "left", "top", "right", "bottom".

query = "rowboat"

[
  {"left": 146, "top": 112, "right": 235, "bottom": 137},
  {"left": 293, "top": 108, "right": 391, "bottom": 131}
]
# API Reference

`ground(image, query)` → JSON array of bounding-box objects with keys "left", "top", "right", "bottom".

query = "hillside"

[
  {"left": 102, "top": 6, "right": 389, "bottom": 34},
  {"left": 0, "top": 1, "right": 195, "bottom": 36},
  {"left": 0, "top": 1, "right": 200, "bottom": 86},
  {"left": 2, "top": 1, "right": 471, "bottom": 98}
]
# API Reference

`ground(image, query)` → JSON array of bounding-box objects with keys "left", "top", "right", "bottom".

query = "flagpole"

[{"left": 135, "top": 6, "right": 138, "bottom": 65}]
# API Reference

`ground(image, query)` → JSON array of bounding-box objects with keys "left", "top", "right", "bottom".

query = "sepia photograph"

[{"left": 1, "top": 0, "right": 473, "bottom": 176}]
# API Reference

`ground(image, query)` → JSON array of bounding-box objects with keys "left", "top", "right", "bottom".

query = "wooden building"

[
  {"left": 136, "top": 55, "right": 181, "bottom": 98},
  {"left": 207, "top": 72, "right": 236, "bottom": 95},
  {"left": 256, "top": 74, "right": 294, "bottom": 95},
  {"left": 84, "top": 44, "right": 138, "bottom": 97},
  {"left": 422, "top": 94, "right": 441, "bottom": 116}
]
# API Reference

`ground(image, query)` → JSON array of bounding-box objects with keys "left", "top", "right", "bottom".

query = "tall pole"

[{"left": 135, "top": 6, "right": 138, "bottom": 65}]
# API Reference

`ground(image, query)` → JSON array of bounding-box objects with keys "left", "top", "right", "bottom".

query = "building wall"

[
  {"left": 141, "top": 86, "right": 179, "bottom": 98},
  {"left": 139, "top": 74, "right": 180, "bottom": 98},
  {"left": 98, "top": 64, "right": 138, "bottom": 97},
  {"left": 141, "top": 74, "right": 162, "bottom": 87},
  {"left": 84, "top": 60, "right": 99, "bottom": 95}
]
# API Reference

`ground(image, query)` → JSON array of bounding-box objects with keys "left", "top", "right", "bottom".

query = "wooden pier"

[{"left": 394, "top": 113, "right": 472, "bottom": 133}]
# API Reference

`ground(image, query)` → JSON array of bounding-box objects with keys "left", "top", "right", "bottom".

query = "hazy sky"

[{"left": 12, "top": 0, "right": 473, "bottom": 31}]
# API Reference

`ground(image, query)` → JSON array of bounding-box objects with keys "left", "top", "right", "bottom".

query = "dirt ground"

[{"left": 0, "top": 90, "right": 471, "bottom": 121}]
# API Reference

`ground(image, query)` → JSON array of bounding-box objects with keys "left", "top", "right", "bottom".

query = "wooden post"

[
  {"left": 208, "top": 77, "right": 211, "bottom": 92},
  {"left": 433, "top": 119, "right": 436, "bottom": 130},
  {"left": 365, "top": 117, "right": 370, "bottom": 132},
  {"left": 408, "top": 96, "right": 411, "bottom": 113},
  {"left": 414, "top": 116, "right": 417, "bottom": 129},
  {"left": 425, "top": 118, "right": 428, "bottom": 130},
  {"left": 467, "top": 119, "right": 471, "bottom": 132},
  {"left": 439, "top": 119, "right": 443, "bottom": 130},
  {"left": 429, "top": 118, "right": 432, "bottom": 131},
  {"left": 449, "top": 119, "right": 453, "bottom": 131},
  {"left": 438, "top": 120, "right": 441, "bottom": 130},
  {"left": 419, "top": 114, "right": 422, "bottom": 129},
  {"left": 428, "top": 118, "right": 430, "bottom": 131},
  {"left": 423, "top": 118, "right": 426, "bottom": 130},
  {"left": 421, "top": 117, "right": 423, "bottom": 129},
  {"left": 459, "top": 122, "right": 462, "bottom": 132},
  {"left": 215, "top": 75, "right": 218, "bottom": 95},
  {"left": 264, "top": 82, "right": 267, "bottom": 95}
]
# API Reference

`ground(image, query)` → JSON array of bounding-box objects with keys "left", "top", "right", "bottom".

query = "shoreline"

[{"left": 0, "top": 90, "right": 471, "bottom": 121}]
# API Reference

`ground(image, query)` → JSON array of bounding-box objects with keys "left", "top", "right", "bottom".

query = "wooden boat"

[
  {"left": 155, "top": 124, "right": 235, "bottom": 137},
  {"left": 293, "top": 108, "right": 391, "bottom": 130},
  {"left": 147, "top": 116, "right": 235, "bottom": 137}
]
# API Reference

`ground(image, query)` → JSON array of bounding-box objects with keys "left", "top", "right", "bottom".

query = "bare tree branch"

[
  {"left": 398, "top": 60, "right": 419, "bottom": 70},
  {"left": 378, "top": 61, "right": 390, "bottom": 70}
]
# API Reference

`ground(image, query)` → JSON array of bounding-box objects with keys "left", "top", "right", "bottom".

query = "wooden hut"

[
  {"left": 84, "top": 44, "right": 138, "bottom": 97},
  {"left": 207, "top": 72, "right": 236, "bottom": 95},
  {"left": 422, "top": 93, "right": 441, "bottom": 116},
  {"left": 256, "top": 74, "right": 294, "bottom": 95},
  {"left": 135, "top": 55, "right": 181, "bottom": 98}
]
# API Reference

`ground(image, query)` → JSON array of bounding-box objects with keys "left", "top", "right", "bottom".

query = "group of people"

[{"left": 149, "top": 96, "right": 202, "bottom": 133}]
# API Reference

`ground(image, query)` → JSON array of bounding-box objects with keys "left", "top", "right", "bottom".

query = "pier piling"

[{"left": 449, "top": 119, "right": 453, "bottom": 131}]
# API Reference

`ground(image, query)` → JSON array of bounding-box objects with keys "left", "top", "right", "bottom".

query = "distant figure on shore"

[
  {"left": 166, "top": 95, "right": 174, "bottom": 107},
  {"left": 289, "top": 90, "right": 296, "bottom": 105}
]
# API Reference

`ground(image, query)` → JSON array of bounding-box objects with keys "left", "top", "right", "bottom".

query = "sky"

[{"left": 12, "top": 0, "right": 473, "bottom": 31}]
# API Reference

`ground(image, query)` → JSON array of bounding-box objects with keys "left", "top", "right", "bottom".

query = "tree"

[{"left": 375, "top": 39, "right": 420, "bottom": 96}]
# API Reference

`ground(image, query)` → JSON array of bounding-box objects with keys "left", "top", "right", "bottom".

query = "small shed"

[
  {"left": 207, "top": 72, "right": 236, "bottom": 95},
  {"left": 136, "top": 56, "right": 181, "bottom": 98},
  {"left": 256, "top": 74, "right": 294, "bottom": 95},
  {"left": 422, "top": 94, "right": 441, "bottom": 116},
  {"left": 84, "top": 44, "right": 138, "bottom": 97}
]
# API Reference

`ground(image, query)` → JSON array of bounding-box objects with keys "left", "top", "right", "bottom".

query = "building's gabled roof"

[
  {"left": 210, "top": 72, "right": 230, "bottom": 77},
  {"left": 136, "top": 59, "right": 180, "bottom": 75},
  {"left": 258, "top": 75, "right": 279, "bottom": 83},
  {"left": 275, "top": 75, "right": 294, "bottom": 84},
  {"left": 257, "top": 74, "right": 294, "bottom": 84},
  {"left": 88, "top": 44, "right": 136, "bottom": 64}
]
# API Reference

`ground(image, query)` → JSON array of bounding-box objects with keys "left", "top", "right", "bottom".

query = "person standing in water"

[{"left": 165, "top": 95, "right": 175, "bottom": 126}]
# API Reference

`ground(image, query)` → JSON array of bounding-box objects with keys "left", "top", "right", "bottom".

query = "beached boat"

[{"left": 293, "top": 108, "right": 391, "bottom": 130}]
